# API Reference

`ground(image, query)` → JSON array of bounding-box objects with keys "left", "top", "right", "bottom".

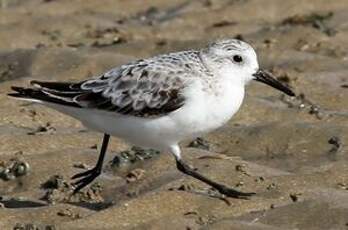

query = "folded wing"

[{"left": 9, "top": 61, "right": 186, "bottom": 118}]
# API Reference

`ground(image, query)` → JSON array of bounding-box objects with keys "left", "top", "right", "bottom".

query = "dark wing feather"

[
  {"left": 78, "top": 62, "right": 186, "bottom": 117},
  {"left": 9, "top": 61, "right": 186, "bottom": 118},
  {"left": 30, "top": 80, "right": 84, "bottom": 92},
  {"left": 9, "top": 86, "right": 81, "bottom": 107}
]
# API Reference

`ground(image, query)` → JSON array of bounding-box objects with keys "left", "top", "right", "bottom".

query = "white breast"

[
  {"left": 169, "top": 78, "right": 245, "bottom": 139},
  {"left": 45, "top": 78, "right": 245, "bottom": 151}
]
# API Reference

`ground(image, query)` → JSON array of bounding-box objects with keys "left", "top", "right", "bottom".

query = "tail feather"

[
  {"left": 30, "top": 80, "right": 85, "bottom": 94},
  {"left": 9, "top": 80, "right": 110, "bottom": 110},
  {"left": 8, "top": 86, "right": 80, "bottom": 107},
  {"left": 9, "top": 86, "right": 41, "bottom": 98}
]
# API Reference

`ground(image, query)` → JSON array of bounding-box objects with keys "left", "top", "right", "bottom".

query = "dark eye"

[{"left": 233, "top": 55, "right": 243, "bottom": 63}]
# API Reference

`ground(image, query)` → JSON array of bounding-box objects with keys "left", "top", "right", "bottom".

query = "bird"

[{"left": 8, "top": 39, "right": 295, "bottom": 199}]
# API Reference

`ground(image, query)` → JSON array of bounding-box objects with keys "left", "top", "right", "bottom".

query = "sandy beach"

[{"left": 0, "top": 0, "right": 348, "bottom": 229}]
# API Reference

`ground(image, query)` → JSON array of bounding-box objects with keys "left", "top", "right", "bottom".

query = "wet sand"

[{"left": 0, "top": 0, "right": 348, "bottom": 229}]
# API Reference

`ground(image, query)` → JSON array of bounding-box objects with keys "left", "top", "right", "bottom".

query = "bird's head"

[{"left": 201, "top": 39, "right": 295, "bottom": 96}]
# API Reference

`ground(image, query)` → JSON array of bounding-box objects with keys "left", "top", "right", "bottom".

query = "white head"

[{"left": 201, "top": 39, "right": 295, "bottom": 96}]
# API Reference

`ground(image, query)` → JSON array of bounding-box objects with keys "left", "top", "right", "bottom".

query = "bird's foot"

[
  {"left": 215, "top": 184, "right": 255, "bottom": 199},
  {"left": 71, "top": 167, "right": 101, "bottom": 194}
]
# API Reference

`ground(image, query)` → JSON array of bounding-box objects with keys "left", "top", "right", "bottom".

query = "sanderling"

[{"left": 9, "top": 39, "right": 295, "bottom": 198}]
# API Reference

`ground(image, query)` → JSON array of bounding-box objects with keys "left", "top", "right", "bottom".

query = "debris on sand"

[
  {"left": 269, "top": 67, "right": 295, "bottom": 84},
  {"left": 86, "top": 27, "right": 127, "bottom": 47},
  {"left": 176, "top": 183, "right": 197, "bottom": 192},
  {"left": 126, "top": 168, "right": 146, "bottom": 183},
  {"left": 337, "top": 182, "right": 348, "bottom": 190},
  {"left": 41, "top": 29, "right": 61, "bottom": 42},
  {"left": 171, "top": 184, "right": 231, "bottom": 205},
  {"left": 19, "top": 108, "right": 37, "bottom": 121},
  {"left": 280, "top": 93, "right": 325, "bottom": 119},
  {"left": 27, "top": 122, "right": 56, "bottom": 135},
  {"left": 262, "top": 38, "right": 278, "bottom": 49},
  {"left": 57, "top": 208, "right": 81, "bottom": 219},
  {"left": 328, "top": 136, "right": 342, "bottom": 155},
  {"left": 188, "top": 137, "right": 210, "bottom": 150},
  {"left": 0, "top": 63, "right": 15, "bottom": 82},
  {"left": 294, "top": 39, "right": 347, "bottom": 58},
  {"left": 282, "top": 12, "right": 333, "bottom": 26},
  {"left": 73, "top": 163, "right": 90, "bottom": 169},
  {"left": 41, "top": 175, "right": 103, "bottom": 204},
  {"left": 289, "top": 192, "right": 302, "bottom": 202},
  {"left": 91, "top": 36, "right": 126, "bottom": 48},
  {"left": 0, "top": 157, "right": 30, "bottom": 181},
  {"left": 235, "top": 163, "right": 251, "bottom": 176},
  {"left": 281, "top": 12, "right": 336, "bottom": 36},
  {"left": 41, "top": 174, "right": 66, "bottom": 190},
  {"left": 110, "top": 146, "right": 160, "bottom": 168},
  {"left": 41, "top": 175, "right": 72, "bottom": 204},
  {"left": 13, "top": 223, "right": 56, "bottom": 230},
  {"left": 183, "top": 210, "right": 217, "bottom": 226},
  {"left": 210, "top": 20, "right": 237, "bottom": 28},
  {"left": 133, "top": 2, "right": 191, "bottom": 25},
  {"left": 266, "top": 182, "right": 278, "bottom": 191},
  {"left": 234, "top": 34, "right": 245, "bottom": 41}
]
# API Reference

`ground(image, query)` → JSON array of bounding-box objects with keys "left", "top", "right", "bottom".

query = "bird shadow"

[{"left": 0, "top": 198, "right": 46, "bottom": 209}]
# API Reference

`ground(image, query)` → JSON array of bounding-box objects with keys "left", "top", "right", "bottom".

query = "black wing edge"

[
  {"left": 8, "top": 81, "right": 186, "bottom": 117},
  {"left": 30, "top": 80, "right": 84, "bottom": 93},
  {"left": 8, "top": 80, "right": 84, "bottom": 107}
]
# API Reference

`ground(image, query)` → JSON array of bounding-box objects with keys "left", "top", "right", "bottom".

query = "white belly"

[
  {"left": 47, "top": 81, "right": 245, "bottom": 151},
  {"left": 168, "top": 80, "right": 245, "bottom": 140}
]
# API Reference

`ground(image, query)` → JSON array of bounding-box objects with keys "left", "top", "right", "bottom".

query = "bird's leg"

[
  {"left": 176, "top": 159, "right": 255, "bottom": 199},
  {"left": 71, "top": 133, "right": 110, "bottom": 193}
]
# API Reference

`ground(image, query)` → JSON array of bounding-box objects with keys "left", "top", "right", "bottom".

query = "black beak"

[{"left": 252, "top": 69, "right": 295, "bottom": 96}]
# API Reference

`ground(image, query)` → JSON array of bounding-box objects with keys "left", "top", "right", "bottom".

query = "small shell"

[
  {"left": 2, "top": 168, "right": 15, "bottom": 181},
  {"left": 14, "top": 162, "right": 30, "bottom": 177}
]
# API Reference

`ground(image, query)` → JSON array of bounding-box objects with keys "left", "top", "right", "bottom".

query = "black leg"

[
  {"left": 176, "top": 159, "right": 255, "bottom": 199},
  {"left": 71, "top": 134, "right": 110, "bottom": 193}
]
